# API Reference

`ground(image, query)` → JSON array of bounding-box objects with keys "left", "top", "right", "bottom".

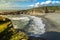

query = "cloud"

[
  {"left": 52, "top": 1, "right": 60, "bottom": 4},
  {"left": 0, "top": 0, "right": 25, "bottom": 10},
  {"left": 0, "top": 0, "right": 60, "bottom": 10},
  {"left": 29, "top": 4, "right": 33, "bottom": 7},
  {"left": 0, "top": 2, "right": 22, "bottom": 10},
  {"left": 29, "top": 2, "right": 40, "bottom": 7},
  {"left": 0, "top": 2, "right": 11, "bottom": 10},
  {"left": 40, "top": 0, "right": 51, "bottom": 5},
  {"left": 40, "top": 0, "right": 60, "bottom": 5},
  {"left": 29, "top": 0, "right": 52, "bottom": 7},
  {"left": 0, "top": 0, "right": 34, "bottom": 2},
  {"left": 35, "top": 2, "right": 40, "bottom": 7},
  {"left": 0, "top": 0, "right": 36, "bottom": 10},
  {"left": 29, "top": 0, "right": 60, "bottom": 7}
]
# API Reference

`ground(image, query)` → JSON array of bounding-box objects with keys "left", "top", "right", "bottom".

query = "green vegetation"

[
  {"left": 30, "top": 6, "right": 60, "bottom": 10},
  {"left": 26, "top": 6, "right": 60, "bottom": 13},
  {"left": 0, "top": 16, "right": 28, "bottom": 40}
]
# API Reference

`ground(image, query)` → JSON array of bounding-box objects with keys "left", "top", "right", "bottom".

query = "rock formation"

[{"left": 0, "top": 16, "right": 28, "bottom": 40}]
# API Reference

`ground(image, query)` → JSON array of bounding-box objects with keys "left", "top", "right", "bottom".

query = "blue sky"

[
  {"left": 0, "top": 0, "right": 60, "bottom": 10},
  {"left": 14, "top": 0, "right": 60, "bottom": 5}
]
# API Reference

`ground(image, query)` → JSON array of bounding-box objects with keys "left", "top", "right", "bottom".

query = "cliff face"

[
  {"left": 0, "top": 6, "right": 60, "bottom": 15},
  {"left": 26, "top": 6, "right": 60, "bottom": 15}
]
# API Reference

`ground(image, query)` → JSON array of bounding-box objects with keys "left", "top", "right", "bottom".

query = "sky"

[{"left": 0, "top": 0, "right": 60, "bottom": 10}]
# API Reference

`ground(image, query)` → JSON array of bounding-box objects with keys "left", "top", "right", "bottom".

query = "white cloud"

[
  {"left": 0, "top": 3, "right": 11, "bottom": 10},
  {"left": 40, "top": 0, "right": 51, "bottom": 5},
  {"left": 0, "top": 2, "right": 22, "bottom": 10},
  {"left": 29, "top": 2, "right": 40, "bottom": 7},
  {"left": 29, "top": 0, "right": 60, "bottom": 7},
  {"left": 0, "top": 3, "right": 10, "bottom": 7},
  {"left": 35, "top": 2, "right": 40, "bottom": 7},
  {"left": 29, "top": 0, "right": 52, "bottom": 7},
  {"left": 0, "top": 0, "right": 34, "bottom": 2},
  {"left": 40, "top": 0, "right": 60, "bottom": 5},
  {"left": 0, "top": 0, "right": 60, "bottom": 10},
  {"left": 52, "top": 1, "right": 60, "bottom": 4},
  {"left": 29, "top": 5, "right": 34, "bottom": 7},
  {"left": 0, "top": 0, "right": 25, "bottom": 10},
  {"left": 0, "top": 0, "right": 35, "bottom": 10}
]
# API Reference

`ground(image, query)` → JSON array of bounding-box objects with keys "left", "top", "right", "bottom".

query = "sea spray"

[
  {"left": 12, "top": 17, "right": 30, "bottom": 29},
  {"left": 8, "top": 15, "right": 46, "bottom": 37},
  {"left": 24, "top": 16, "right": 46, "bottom": 37}
]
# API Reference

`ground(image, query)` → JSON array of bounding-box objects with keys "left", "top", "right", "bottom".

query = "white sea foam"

[
  {"left": 8, "top": 15, "right": 46, "bottom": 37},
  {"left": 27, "top": 16, "right": 46, "bottom": 35}
]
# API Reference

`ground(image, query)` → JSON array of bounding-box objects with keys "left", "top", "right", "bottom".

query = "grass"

[{"left": 0, "top": 21, "right": 11, "bottom": 33}]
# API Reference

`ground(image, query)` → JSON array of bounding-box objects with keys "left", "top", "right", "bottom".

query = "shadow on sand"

[
  {"left": 28, "top": 31, "right": 60, "bottom": 40},
  {"left": 41, "top": 31, "right": 60, "bottom": 40}
]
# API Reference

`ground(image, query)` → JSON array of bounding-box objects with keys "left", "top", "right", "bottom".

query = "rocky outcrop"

[{"left": 0, "top": 16, "right": 28, "bottom": 40}]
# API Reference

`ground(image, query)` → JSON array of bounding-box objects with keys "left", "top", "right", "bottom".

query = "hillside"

[
  {"left": 27, "top": 6, "right": 60, "bottom": 13},
  {"left": 0, "top": 6, "right": 60, "bottom": 15}
]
